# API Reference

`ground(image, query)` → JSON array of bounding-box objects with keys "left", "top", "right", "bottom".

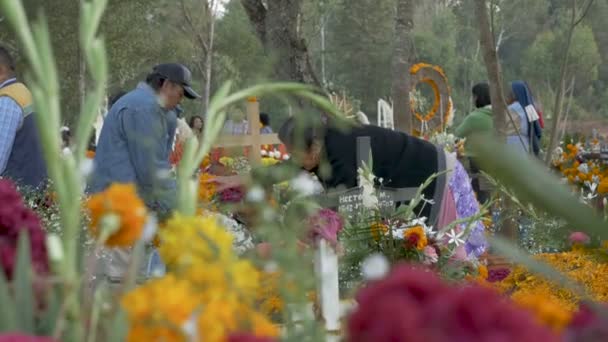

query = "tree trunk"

[
  {"left": 391, "top": 0, "right": 415, "bottom": 133},
  {"left": 203, "top": 2, "right": 216, "bottom": 113},
  {"left": 474, "top": 0, "right": 518, "bottom": 242},
  {"left": 241, "top": 0, "right": 321, "bottom": 87}
]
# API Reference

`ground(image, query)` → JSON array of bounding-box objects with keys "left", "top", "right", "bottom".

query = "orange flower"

[
  {"left": 403, "top": 226, "right": 428, "bottom": 250},
  {"left": 86, "top": 183, "right": 147, "bottom": 247},
  {"left": 86, "top": 150, "right": 95, "bottom": 159},
  {"left": 598, "top": 178, "right": 608, "bottom": 194},
  {"left": 370, "top": 222, "right": 389, "bottom": 241},
  {"left": 198, "top": 173, "right": 216, "bottom": 203},
  {"left": 478, "top": 264, "right": 488, "bottom": 280}
]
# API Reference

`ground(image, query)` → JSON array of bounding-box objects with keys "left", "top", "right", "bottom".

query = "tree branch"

[
  {"left": 241, "top": 0, "right": 267, "bottom": 45},
  {"left": 573, "top": 0, "right": 594, "bottom": 27},
  {"left": 180, "top": 0, "right": 209, "bottom": 53}
]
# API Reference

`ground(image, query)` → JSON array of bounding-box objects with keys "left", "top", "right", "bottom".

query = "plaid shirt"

[{"left": 0, "top": 78, "right": 23, "bottom": 174}]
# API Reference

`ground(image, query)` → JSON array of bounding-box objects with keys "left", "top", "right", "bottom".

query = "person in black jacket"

[{"left": 277, "top": 117, "right": 440, "bottom": 219}]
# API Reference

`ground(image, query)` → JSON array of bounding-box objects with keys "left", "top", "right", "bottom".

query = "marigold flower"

[
  {"left": 403, "top": 226, "right": 428, "bottom": 250},
  {"left": 85, "top": 150, "right": 95, "bottom": 159},
  {"left": 122, "top": 274, "right": 199, "bottom": 342},
  {"left": 86, "top": 183, "right": 147, "bottom": 247},
  {"left": 512, "top": 291, "right": 572, "bottom": 332},
  {"left": 159, "top": 213, "right": 233, "bottom": 269}
]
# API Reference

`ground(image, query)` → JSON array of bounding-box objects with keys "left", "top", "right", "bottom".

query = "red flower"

[
  {"left": 227, "top": 334, "right": 277, "bottom": 342},
  {"left": 565, "top": 303, "right": 608, "bottom": 341},
  {"left": 0, "top": 180, "right": 49, "bottom": 279},
  {"left": 348, "top": 264, "right": 558, "bottom": 342},
  {"left": 220, "top": 186, "right": 245, "bottom": 203}
]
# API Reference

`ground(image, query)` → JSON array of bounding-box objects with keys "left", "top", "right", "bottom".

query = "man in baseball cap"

[
  {"left": 88, "top": 62, "right": 199, "bottom": 287},
  {"left": 152, "top": 63, "right": 200, "bottom": 100}
]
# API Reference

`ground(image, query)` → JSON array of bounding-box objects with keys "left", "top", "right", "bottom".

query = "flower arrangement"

[
  {"left": 122, "top": 213, "right": 278, "bottom": 341},
  {"left": 409, "top": 62, "right": 453, "bottom": 134}
]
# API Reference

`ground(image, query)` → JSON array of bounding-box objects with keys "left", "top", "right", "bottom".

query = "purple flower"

[
  {"left": 487, "top": 268, "right": 511, "bottom": 282},
  {"left": 307, "top": 209, "right": 343, "bottom": 246}
]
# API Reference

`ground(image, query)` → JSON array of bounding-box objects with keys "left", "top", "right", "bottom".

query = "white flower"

[
  {"left": 282, "top": 154, "right": 290, "bottom": 161},
  {"left": 264, "top": 261, "right": 279, "bottom": 273},
  {"left": 246, "top": 186, "right": 265, "bottom": 202},
  {"left": 361, "top": 253, "right": 389, "bottom": 280},
  {"left": 261, "top": 149, "right": 268, "bottom": 156},
  {"left": 578, "top": 163, "right": 589, "bottom": 174},
  {"left": 446, "top": 229, "right": 465, "bottom": 246},
  {"left": 141, "top": 214, "right": 158, "bottom": 243},
  {"left": 291, "top": 173, "right": 323, "bottom": 196}
]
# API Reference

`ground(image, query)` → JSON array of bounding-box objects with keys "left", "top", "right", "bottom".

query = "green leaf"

[
  {"left": 38, "top": 285, "right": 60, "bottom": 336},
  {"left": 0, "top": 262, "right": 17, "bottom": 332},
  {"left": 468, "top": 134, "right": 607, "bottom": 239},
  {"left": 14, "top": 231, "right": 35, "bottom": 333}
]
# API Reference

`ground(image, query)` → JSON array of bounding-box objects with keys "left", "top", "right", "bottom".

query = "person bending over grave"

[{"left": 216, "top": 117, "right": 488, "bottom": 258}]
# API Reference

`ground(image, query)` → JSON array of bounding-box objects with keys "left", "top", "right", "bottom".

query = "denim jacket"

[{"left": 88, "top": 82, "right": 178, "bottom": 217}]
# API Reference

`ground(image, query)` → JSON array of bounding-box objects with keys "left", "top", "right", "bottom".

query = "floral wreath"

[{"left": 409, "top": 63, "right": 453, "bottom": 133}]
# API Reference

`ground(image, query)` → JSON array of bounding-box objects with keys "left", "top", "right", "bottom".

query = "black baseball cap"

[{"left": 152, "top": 63, "right": 200, "bottom": 99}]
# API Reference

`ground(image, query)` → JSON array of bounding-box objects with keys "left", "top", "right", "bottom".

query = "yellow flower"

[
  {"left": 219, "top": 156, "right": 235, "bottom": 168},
  {"left": 598, "top": 178, "right": 608, "bottom": 194},
  {"left": 159, "top": 213, "right": 234, "bottom": 269},
  {"left": 261, "top": 157, "right": 280, "bottom": 166},
  {"left": 403, "top": 226, "right": 428, "bottom": 250},
  {"left": 370, "top": 222, "right": 389, "bottom": 241},
  {"left": 478, "top": 264, "right": 488, "bottom": 280},
  {"left": 122, "top": 274, "right": 198, "bottom": 342},
  {"left": 86, "top": 183, "right": 147, "bottom": 247},
  {"left": 198, "top": 173, "right": 217, "bottom": 203}
]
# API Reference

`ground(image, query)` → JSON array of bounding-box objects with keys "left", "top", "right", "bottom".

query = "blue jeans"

[{"left": 146, "top": 249, "right": 166, "bottom": 277}]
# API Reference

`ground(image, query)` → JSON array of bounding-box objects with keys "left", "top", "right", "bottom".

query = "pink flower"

[
  {"left": 0, "top": 334, "right": 57, "bottom": 342},
  {"left": 422, "top": 246, "right": 438, "bottom": 265},
  {"left": 307, "top": 209, "right": 343, "bottom": 246},
  {"left": 569, "top": 232, "right": 590, "bottom": 245}
]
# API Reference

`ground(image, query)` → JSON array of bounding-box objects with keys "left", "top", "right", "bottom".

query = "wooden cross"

[{"left": 213, "top": 97, "right": 282, "bottom": 164}]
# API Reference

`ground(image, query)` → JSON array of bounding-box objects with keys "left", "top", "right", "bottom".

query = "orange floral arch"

[{"left": 409, "top": 63, "right": 452, "bottom": 134}]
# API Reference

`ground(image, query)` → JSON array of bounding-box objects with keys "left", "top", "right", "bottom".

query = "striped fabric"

[{"left": 0, "top": 95, "right": 23, "bottom": 174}]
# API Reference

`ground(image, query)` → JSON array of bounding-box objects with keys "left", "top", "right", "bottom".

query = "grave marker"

[{"left": 213, "top": 97, "right": 282, "bottom": 165}]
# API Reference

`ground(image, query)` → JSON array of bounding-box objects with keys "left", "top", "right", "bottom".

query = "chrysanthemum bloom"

[
  {"left": 86, "top": 183, "right": 147, "bottom": 247},
  {"left": 122, "top": 275, "right": 199, "bottom": 342},
  {"left": 348, "top": 264, "right": 558, "bottom": 341},
  {"left": 0, "top": 180, "right": 49, "bottom": 279},
  {"left": 307, "top": 209, "right": 343, "bottom": 246},
  {"left": 198, "top": 173, "right": 216, "bottom": 203},
  {"left": 403, "top": 226, "right": 428, "bottom": 250}
]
